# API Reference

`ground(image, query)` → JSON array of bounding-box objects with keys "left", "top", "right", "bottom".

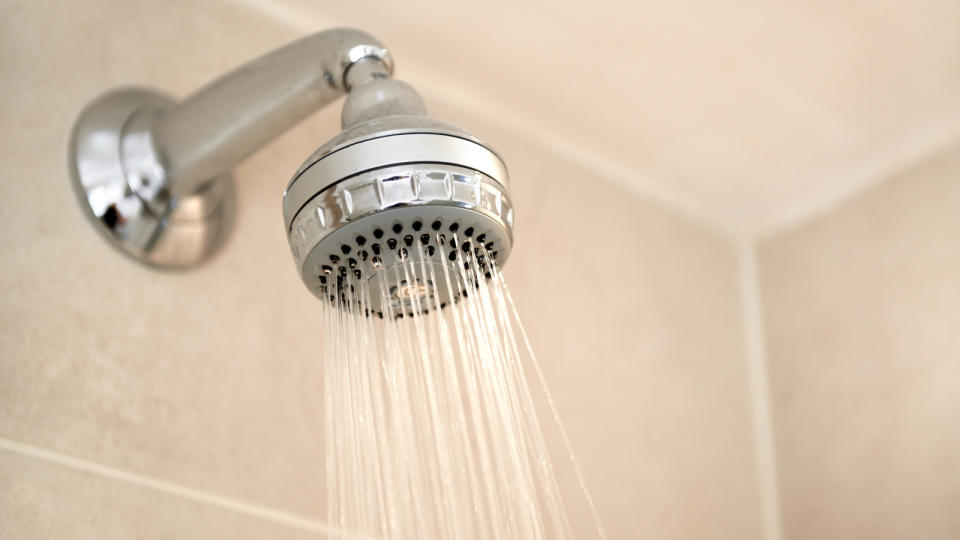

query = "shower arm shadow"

[{"left": 69, "top": 28, "right": 421, "bottom": 268}]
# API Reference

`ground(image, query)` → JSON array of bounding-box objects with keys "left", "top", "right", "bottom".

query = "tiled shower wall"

[
  {"left": 2, "top": 0, "right": 958, "bottom": 539},
  {"left": 757, "top": 144, "right": 960, "bottom": 540},
  {"left": 0, "top": 0, "right": 761, "bottom": 538}
]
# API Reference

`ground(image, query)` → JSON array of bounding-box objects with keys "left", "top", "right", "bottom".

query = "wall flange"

[{"left": 69, "top": 88, "right": 234, "bottom": 268}]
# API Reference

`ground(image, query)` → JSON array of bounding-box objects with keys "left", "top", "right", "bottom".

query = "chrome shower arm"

[
  {"left": 154, "top": 28, "right": 393, "bottom": 198},
  {"left": 69, "top": 27, "right": 438, "bottom": 269}
]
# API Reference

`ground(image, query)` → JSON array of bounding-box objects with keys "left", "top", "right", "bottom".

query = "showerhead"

[
  {"left": 283, "top": 80, "right": 514, "bottom": 316},
  {"left": 68, "top": 28, "right": 513, "bottom": 310}
]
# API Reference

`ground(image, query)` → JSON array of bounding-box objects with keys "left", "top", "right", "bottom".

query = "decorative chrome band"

[
  {"left": 282, "top": 132, "right": 509, "bottom": 229},
  {"left": 344, "top": 44, "right": 393, "bottom": 74},
  {"left": 287, "top": 164, "right": 514, "bottom": 274}
]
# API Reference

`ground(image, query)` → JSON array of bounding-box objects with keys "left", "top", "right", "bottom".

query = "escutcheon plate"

[{"left": 68, "top": 88, "right": 234, "bottom": 268}]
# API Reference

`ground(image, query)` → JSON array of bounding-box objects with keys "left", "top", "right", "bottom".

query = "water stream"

[{"left": 320, "top": 236, "right": 605, "bottom": 539}]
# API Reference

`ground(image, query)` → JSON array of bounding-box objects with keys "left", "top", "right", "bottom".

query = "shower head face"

[{"left": 284, "top": 119, "right": 513, "bottom": 315}]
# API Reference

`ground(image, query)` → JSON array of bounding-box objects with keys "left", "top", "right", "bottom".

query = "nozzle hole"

[
  {"left": 431, "top": 220, "right": 442, "bottom": 231},
  {"left": 412, "top": 220, "right": 422, "bottom": 231},
  {"left": 373, "top": 228, "right": 384, "bottom": 239}
]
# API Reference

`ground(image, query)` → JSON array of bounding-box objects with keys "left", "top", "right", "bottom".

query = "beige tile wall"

[
  {"left": 0, "top": 449, "right": 324, "bottom": 540},
  {"left": 0, "top": 0, "right": 762, "bottom": 538},
  {"left": 1, "top": 0, "right": 333, "bottom": 524},
  {"left": 758, "top": 145, "right": 960, "bottom": 540}
]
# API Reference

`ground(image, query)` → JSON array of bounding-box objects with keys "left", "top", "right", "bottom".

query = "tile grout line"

[
  {"left": 225, "top": 0, "right": 743, "bottom": 240},
  {"left": 737, "top": 241, "right": 783, "bottom": 540},
  {"left": 420, "top": 87, "right": 744, "bottom": 239},
  {"left": 0, "top": 436, "right": 367, "bottom": 538},
  {"left": 753, "top": 116, "right": 960, "bottom": 241}
]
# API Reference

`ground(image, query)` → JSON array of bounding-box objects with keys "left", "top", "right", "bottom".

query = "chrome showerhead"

[
  {"left": 68, "top": 28, "right": 513, "bottom": 312},
  {"left": 284, "top": 85, "right": 514, "bottom": 315}
]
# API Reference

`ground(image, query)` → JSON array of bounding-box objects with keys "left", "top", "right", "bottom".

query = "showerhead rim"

[
  {"left": 288, "top": 161, "right": 514, "bottom": 287},
  {"left": 282, "top": 122, "right": 509, "bottom": 231}
]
